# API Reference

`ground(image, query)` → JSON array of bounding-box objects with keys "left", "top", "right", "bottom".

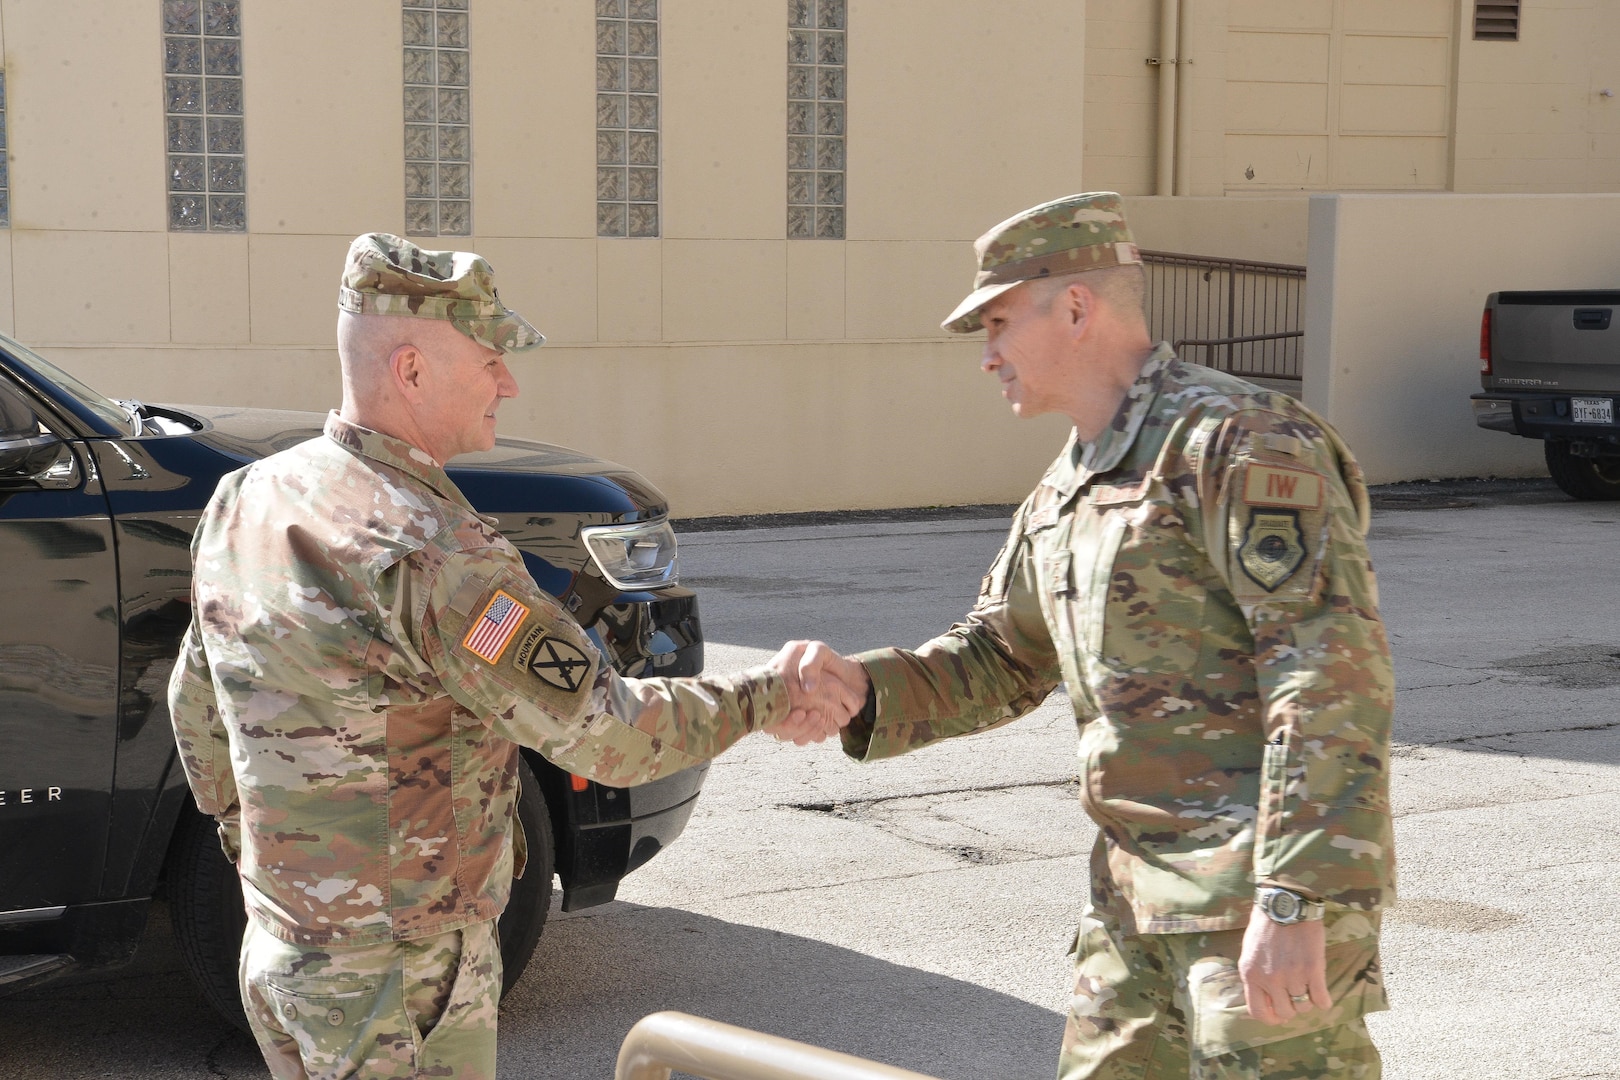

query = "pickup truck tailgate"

[{"left": 1489, "top": 290, "right": 1620, "bottom": 391}]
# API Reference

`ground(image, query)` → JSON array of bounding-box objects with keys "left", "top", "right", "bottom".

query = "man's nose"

[
  {"left": 496, "top": 358, "right": 519, "bottom": 398},
  {"left": 980, "top": 341, "right": 999, "bottom": 372}
]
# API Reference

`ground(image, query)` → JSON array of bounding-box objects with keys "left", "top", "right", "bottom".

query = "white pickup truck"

[{"left": 1472, "top": 289, "right": 1620, "bottom": 500}]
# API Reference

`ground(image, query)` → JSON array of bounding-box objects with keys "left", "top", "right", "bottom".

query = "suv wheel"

[
  {"left": 167, "top": 755, "right": 555, "bottom": 1032},
  {"left": 1544, "top": 440, "right": 1620, "bottom": 500}
]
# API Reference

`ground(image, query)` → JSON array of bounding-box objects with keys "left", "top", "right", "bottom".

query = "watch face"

[{"left": 1266, "top": 889, "right": 1302, "bottom": 922}]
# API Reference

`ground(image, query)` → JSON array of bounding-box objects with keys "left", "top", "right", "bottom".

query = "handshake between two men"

[{"left": 760, "top": 640, "right": 870, "bottom": 746}]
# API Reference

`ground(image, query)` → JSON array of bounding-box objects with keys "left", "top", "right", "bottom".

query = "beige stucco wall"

[
  {"left": 1453, "top": 0, "right": 1620, "bottom": 192},
  {"left": 1084, "top": 0, "right": 1620, "bottom": 203},
  {"left": 0, "top": 0, "right": 1086, "bottom": 517},
  {"left": 1126, "top": 195, "right": 1309, "bottom": 263},
  {"left": 1302, "top": 192, "right": 1620, "bottom": 484},
  {"left": 10, "top": 1, "right": 1620, "bottom": 515}
]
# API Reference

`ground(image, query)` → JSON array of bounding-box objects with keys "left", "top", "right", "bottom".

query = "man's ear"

[
  {"left": 1061, "top": 281, "right": 1096, "bottom": 339},
  {"left": 389, "top": 343, "right": 427, "bottom": 402}
]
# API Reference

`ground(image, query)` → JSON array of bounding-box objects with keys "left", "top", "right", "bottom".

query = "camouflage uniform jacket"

[
  {"left": 169, "top": 413, "right": 789, "bottom": 947},
  {"left": 843, "top": 344, "right": 1395, "bottom": 933}
]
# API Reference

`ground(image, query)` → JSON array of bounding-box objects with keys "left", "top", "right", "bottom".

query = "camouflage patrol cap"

[
  {"left": 942, "top": 192, "right": 1141, "bottom": 333},
  {"left": 337, "top": 233, "right": 545, "bottom": 352}
]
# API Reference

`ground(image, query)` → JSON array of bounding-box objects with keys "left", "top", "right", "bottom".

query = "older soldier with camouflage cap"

[
  {"left": 168, "top": 233, "right": 858, "bottom": 1080},
  {"left": 791, "top": 192, "right": 1395, "bottom": 1078}
]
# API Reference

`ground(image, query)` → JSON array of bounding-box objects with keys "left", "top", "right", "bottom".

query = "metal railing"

[
  {"left": 1141, "top": 250, "right": 1306, "bottom": 382},
  {"left": 615, "top": 1012, "right": 945, "bottom": 1080}
]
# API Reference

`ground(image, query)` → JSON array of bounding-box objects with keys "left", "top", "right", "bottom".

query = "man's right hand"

[{"left": 765, "top": 640, "right": 870, "bottom": 745}]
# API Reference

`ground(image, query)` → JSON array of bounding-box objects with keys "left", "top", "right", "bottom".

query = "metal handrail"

[
  {"left": 1142, "top": 249, "right": 1306, "bottom": 382},
  {"left": 615, "top": 1011, "right": 946, "bottom": 1080},
  {"left": 1138, "top": 249, "right": 1307, "bottom": 275}
]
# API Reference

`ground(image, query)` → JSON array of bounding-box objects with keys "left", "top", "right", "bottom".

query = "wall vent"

[{"left": 1474, "top": 1, "right": 1520, "bottom": 41}]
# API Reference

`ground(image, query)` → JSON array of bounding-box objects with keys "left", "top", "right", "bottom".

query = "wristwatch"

[{"left": 1255, "top": 887, "right": 1325, "bottom": 925}]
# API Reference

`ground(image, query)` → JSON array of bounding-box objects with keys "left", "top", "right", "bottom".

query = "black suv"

[{"left": 0, "top": 334, "right": 706, "bottom": 1027}]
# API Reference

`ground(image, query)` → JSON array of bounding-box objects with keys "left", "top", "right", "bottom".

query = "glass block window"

[
  {"left": 596, "top": 0, "right": 659, "bottom": 238},
  {"left": 164, "top": 0, "right": 246, "bottom": 232},
  {"left": 403, "top": 0, "right": 472, "bottom": 236},
  {"left": 787, "top": 0, "right": 844, "bottom": 239},
  {"left": 0, "top": 72, "right": 9, "bottom": 228}
]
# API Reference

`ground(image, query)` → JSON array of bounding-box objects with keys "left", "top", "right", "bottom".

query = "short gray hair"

[{"left": 1030, "top": 265, "right": 1147, "bottom": 321}]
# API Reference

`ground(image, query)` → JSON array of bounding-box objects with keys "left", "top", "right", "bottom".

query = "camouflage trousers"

[
  {"left": 1057, "top": 908, "right": 1388, "bottom": 1080},
  {"left": 239, "top": 917, "right": 501, "bottom": 1080}
]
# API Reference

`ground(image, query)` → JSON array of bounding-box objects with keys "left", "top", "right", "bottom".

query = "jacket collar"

[
  {"left": 323, "top": 412, "right": 474, "bottom": 510},
  {"left": 1048, "top": 341, "right": 1177, "bottom": 499}
]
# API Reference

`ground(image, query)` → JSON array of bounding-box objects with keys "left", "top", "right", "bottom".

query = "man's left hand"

[{"left": 1237, "top": 914, "right": 1331, "bottom": 1024}]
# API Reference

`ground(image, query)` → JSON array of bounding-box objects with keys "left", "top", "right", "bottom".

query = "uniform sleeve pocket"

[{"left": 1254, "top": 740, "right": 1290, "bottom": 878}]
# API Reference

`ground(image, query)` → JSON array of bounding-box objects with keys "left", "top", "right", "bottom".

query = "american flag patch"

[{"left": 462, "top": 590, "right": 530, "bottom": 664}]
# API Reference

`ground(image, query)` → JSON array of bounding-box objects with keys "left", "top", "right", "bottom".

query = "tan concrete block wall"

[
  {"left": 661, "top": 0, "right": 783, "bottom": 240},
  {"left": 1083, "top": 0, "right": 1158, "bottom": 195},
  {"left": 496, "top": 341, "right": 1074, "bottom": 517},
  {"left": 169, "top": 234, "right": 250, "bottom": 344},
  {"left": 26, "top": 0, "right": 1620, "bottom": 517},
  {"left": 847, "top": 0, "right": 1087, "bottom": 241},
  {"left": 6, "top": 1, "right": 165, "bottom": 232},
  {"left": 471, "top": 1, "right": 596, "bottom": 238},
  {"left": 661, "top": 241, "right": 787, "bottom": 341},
  {"left": 1453, "top": 0, "right": 1620, "bottom": 193},
  {"left": 1300, "top": 193, "right": 1620, "bottom": 485},
  {"left": 1126, "top": 195, "right": 1309, "bottom": 264}
]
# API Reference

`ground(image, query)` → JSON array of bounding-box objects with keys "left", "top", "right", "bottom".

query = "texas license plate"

[{"left": 1572, "top": 397, "right": 1614, "bottom": 424}]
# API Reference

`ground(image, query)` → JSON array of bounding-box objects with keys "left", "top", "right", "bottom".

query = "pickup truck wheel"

[
  {"left": 167, "top": 756, "right": 554, "bottom": 1033},
  {"left": 1544, "top": 440, "right": 1620, "bottom": 500}
]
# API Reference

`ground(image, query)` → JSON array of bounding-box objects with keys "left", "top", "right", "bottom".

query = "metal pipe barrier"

[
  {"left": 615, "top": 1011, "right": 946, "bottom": 1080},
  {"left": 1141, "top": 249, "right": 1307, "bottom": 382}
]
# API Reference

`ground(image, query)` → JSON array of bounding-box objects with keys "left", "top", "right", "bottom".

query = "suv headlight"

[{"left": 581, "top": 519, "right": 679, "bottom": 590}]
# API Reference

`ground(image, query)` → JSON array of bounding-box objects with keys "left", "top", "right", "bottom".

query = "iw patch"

[
  {"left": 1243, "top": 464, "right": 1322, "bottom": 509},
  {"left": 1238, "top": 510, "right": 1306, "bottom": 592},
  {"left": 462, "top": 590, "right": 530, "bottom": 664},
  {"left": 513, "top": 627, "right": 591, "bottom": 694}
]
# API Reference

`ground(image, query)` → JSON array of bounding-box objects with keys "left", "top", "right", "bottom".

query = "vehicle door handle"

[{"left": 1573, "top": 308, "right": 1611, "bottom": 330}]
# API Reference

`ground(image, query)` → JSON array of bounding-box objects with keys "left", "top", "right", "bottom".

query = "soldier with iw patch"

[
  {"left": 168, "top": 233, "right": 858, "bottom": 1080},
  {"left": 788, "top": 192, "right": 1395, "bottom": 1079}
]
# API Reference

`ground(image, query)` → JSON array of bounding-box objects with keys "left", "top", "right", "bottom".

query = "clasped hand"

[{"left": 763, "top": 639, "right": 872, "bottom": 745}]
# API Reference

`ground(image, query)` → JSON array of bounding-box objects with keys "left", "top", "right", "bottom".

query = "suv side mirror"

[{"left": 0, "top": 431, "right": 80, "bottom": 488}]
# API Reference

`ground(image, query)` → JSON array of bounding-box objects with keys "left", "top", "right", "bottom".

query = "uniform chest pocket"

[
  {"left": 1044, "top": 512, "right": 1125, "bottom": 662},
  {"left": 1095, "top": 507, "right": 1206, "bottom": 674}
]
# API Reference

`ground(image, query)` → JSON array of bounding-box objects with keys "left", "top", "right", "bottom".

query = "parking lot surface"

[{"left": 2, "top": 480, "right": 1617, "bottom": 1079}]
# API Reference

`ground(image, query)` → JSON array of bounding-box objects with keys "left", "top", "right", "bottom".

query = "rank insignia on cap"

[
  {"left": 463, "top": 590, "right": 530, "bottom": 663},
  {"left": 515, "top": 633, "right": 591, "bottom": 693},
  {"left": 1238, "top": 510, "right": 1307, "bottom": 592}
]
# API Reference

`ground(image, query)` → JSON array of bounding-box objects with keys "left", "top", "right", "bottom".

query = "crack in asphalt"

[
  {"left": 1397, "top": 677, "right": 1495, "bottom": 692},
  {"left": 781, "top": 777, "right": 1077, "bottom": 815},
  {"left": 1392, "top": 785, "right": 1620, "bottom": 819},
  {"left": 1415, "top": 718, "right": 1620, "bottom": 750}
]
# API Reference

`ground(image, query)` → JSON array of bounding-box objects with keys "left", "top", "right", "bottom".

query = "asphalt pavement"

[{"left": 2, "top": 479, "right": 1617, "bottom": 1079}]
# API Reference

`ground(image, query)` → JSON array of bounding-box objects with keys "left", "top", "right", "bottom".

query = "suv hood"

[{"left": 179, "top": 404, "right": 669, "bottom": 520}]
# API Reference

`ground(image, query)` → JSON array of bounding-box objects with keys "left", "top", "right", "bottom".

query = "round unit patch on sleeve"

[{"left": 462, "top": 589, "right": 531, "bottom": 663}]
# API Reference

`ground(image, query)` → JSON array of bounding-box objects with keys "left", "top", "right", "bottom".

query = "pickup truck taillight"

[{"left": 1479, "top": 307, "right": 1493, "bottom": 375}]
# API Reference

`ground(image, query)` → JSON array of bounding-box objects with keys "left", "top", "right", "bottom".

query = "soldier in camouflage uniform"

[
  {"left": 168, "top": 233, "right": 856, "bottom": 1080},
  {"left": 792, "top": 193, "right": 1395, "bottom": 1078}
]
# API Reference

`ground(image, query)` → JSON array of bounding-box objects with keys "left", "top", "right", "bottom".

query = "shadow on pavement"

[
  {"left": 0, "top": 903, "right": 261, "bottom": 1079},
  {"left": 501, "top": 901, "right": 1062, "bottom": 1080},
  {"left": 0, "top": 899, "right": 1063, "bottom": 1080}
]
